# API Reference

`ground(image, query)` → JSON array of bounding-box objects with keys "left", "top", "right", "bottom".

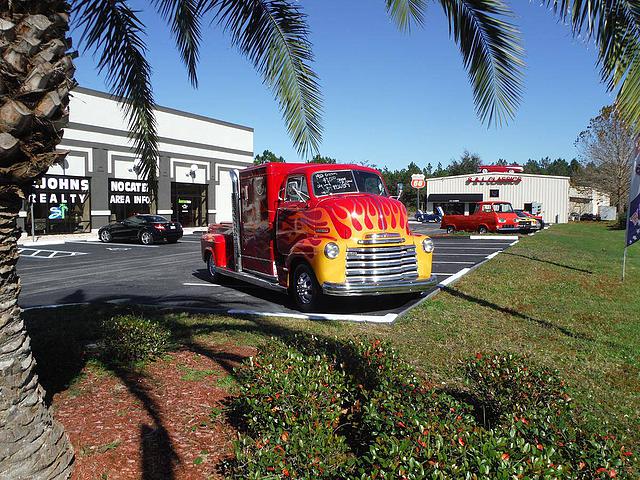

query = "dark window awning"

[{"left": 427, "top": 193, "right": 483, "bottom": 203}]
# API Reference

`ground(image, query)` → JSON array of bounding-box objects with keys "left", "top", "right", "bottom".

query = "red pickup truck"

[{"left": 440, "top": 201, "right": 521, "bottom": 234}]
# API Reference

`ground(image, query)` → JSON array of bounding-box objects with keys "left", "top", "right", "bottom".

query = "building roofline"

[
  {"left": 427, "top": 172, "right": 571, "bottom": 181},
  {"left": 73, "top": 86, "right": 254, "bottom": 132}
]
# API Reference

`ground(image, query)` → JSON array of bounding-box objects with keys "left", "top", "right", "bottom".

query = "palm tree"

[{"left": 0, "top": 0, "right": 636, "bottom": 478}]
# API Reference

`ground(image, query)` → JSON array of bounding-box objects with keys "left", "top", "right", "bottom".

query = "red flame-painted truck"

[
  {"left": 200, "top": 162, "right": 436, "bottom": 312},
  {"left": 440, "top": 201, "right": 522, "bottom": 234}
]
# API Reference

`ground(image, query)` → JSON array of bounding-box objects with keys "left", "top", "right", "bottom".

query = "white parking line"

[
  {"left": 19, "top": 248, "right": 88, "bottom": 258},
  {"left": 485, "top": 251, "right": 500, "bottom": 260},
  {"left": 434, "top": 261, "right": 475, "bottom": 264},
  {"left": 432, "top": 272, "right": 453, "bottom": 276},
  {"left": 176, "top": 240, "right": 201, "bottom": 243},
  {"left": 68, "top": 241, "right": 158, "bottom": 248},
  {"left": 183, "top": 282, "right": 221, "bottom": 287},
  {"left": 435, "top": 252, "right": 501, "bottom": 256},
  {"left": 435, "top": 246, "right": 506, "bottom": 250},
  {"left": 437, "top": 268, "right": 471, "bottom": 287}
]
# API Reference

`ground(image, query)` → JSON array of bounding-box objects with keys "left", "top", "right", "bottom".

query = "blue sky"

[{"left": 73, "top": 1, "right": 614, "bottom": 170}]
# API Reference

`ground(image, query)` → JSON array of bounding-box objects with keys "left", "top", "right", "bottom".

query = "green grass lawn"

[{"left": 26, "top": 222, "right": 640, "bottom": 449}]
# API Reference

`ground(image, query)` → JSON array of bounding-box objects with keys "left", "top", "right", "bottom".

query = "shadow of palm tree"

[
  {"left": 441, "top": 286, "right": 592, "bottom": 341},
  {"left": 501, "top": 252, "right": 593, "bottom": 274}
]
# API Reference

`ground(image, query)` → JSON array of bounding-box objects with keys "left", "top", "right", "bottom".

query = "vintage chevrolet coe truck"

[
  {"left": 200, "top": 163, "right": 436, "bottom": 311},
  {"left": 440, "top": 201, "right": 523, "bottom": 234}
]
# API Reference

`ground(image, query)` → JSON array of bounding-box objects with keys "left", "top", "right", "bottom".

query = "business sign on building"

[
  {"left": 109, "top": 179, "right": 151, "bottom": 205},
  {"left": 466, "top": 176, "right": 522, "bottom": 185},
  {"left": 109, "top": 179, "right": 151, "bottom": 220},
  {"left": 30, "top": 175, "right": 90, "bottom": 205},
  {"left": 27, "top": 174, "right": 91, "bottom": 234}
]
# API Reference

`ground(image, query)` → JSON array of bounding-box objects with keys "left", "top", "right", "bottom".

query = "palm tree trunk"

[
  {"left": 1, "top": 0, "right": 75, "bottom": 477},
  {"left": 0, "top": 199, "right": 74, "bottom": 479}
]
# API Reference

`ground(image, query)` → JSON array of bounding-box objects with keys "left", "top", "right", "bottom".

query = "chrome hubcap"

[
  {"left": 296, "top": 272, "right": 314, "bottom": 304},
  {"left": 142, "top": 233, "right": 151, "bottom": 244},
  {"left": 208, "top": 258, "right": 217, "bottom": 277},
  {"left": 101, "top": 231, "right": 109, "bottom": 241}
]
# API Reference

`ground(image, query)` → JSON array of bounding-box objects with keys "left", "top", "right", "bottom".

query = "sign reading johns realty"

[
  {"left": 109, "top": 179, "right": 151, "bottom": 205},
  {"left": 30, "top": 175, "right": 90, "bottom": 204}
]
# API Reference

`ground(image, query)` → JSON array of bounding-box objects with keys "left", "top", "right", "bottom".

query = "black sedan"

[{"left": 98, "top": 215, "right": 183, "bottom": 245}]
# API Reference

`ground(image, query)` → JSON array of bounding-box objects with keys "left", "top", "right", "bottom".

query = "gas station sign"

[{"left": 411, "top": 174, "right": 426, "bottom": 189}]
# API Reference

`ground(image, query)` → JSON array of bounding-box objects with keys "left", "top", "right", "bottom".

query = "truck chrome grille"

[{"left": 345, "top": 245, "right": 418, "bottom": 283}]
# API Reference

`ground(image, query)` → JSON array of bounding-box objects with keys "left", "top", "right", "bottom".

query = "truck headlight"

[
  {"left": 324, "top": 242, "right": 340, "bottom": 259},
  {"left": 498, "top": 218, "right": 507, "bottom": 223},
  {"left": 422, "top": 238, "right": 434, "bottom": 253}
]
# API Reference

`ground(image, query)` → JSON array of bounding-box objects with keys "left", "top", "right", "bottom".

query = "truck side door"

[
  {"left": 239, "top": 174, "right": 273, "bottom": 275},
  {"left": 276, "top": 175, "right": 309, "bottom": 255}
]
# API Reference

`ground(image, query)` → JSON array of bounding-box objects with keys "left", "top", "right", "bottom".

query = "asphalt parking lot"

[{"left": 17, "top": 227, "right": 517, "bottom": 322}]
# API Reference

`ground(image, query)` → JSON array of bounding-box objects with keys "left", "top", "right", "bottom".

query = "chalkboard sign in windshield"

[{"left": 312, "top": 171, "right": 357, "bottom": 196}]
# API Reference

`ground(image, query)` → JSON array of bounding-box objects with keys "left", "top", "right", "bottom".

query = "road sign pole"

[{"left": 417, "top": 189, "right": 420, "bottom": 212}]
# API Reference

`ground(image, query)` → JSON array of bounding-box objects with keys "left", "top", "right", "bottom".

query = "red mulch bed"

[{"left": 52, "top": 343, "right": 256, "bottom": 479}]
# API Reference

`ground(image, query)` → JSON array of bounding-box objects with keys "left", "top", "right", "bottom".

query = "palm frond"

[
  {"left": 74, "top": 0, "right": 159, "bottom": 187},
  {"left": 386, "top": 0, "right": 426, "bottom": 32},
  {"left": 545, "top": 1, "right": 640, "bottom": 133},
  {"left": 204, "top": 0, "right": 322, "bottom": 158},
  {"left": 438, "top": 0, "right": 525, "bottom": 126},
  {"left": 153, "top": 0, "right": 204, "bottom": 87}
]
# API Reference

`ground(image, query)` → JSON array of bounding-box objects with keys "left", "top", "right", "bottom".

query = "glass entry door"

[{"left": 171, "top": 182, "right": 207, "bottom": 227}]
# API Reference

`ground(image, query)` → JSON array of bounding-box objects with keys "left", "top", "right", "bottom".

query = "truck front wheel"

[
  {"left": 446, "top": 225, "right": 456, "bottom": 234},
  {"left": 292, "top": 263, "right": 323, "bottom": 312},
  {"left": 478, "top": 225, "right": 488, "bottom": 234}
]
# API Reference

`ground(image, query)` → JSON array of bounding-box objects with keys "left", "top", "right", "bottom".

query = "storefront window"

[
  {"left": 171, "top": 182, "right": 207, "bottom": 227},
  {"left": 26, "top": 175, "right": 91, "bottom": 234},
  {"left": 109, "top": 178, "right": 151, "bottom": 221}
]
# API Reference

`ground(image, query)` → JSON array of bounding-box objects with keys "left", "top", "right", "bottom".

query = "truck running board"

[{"left": 217, "top": 268, "right": 287, "bottom": 294}]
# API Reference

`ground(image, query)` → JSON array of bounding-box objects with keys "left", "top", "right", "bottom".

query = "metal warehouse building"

[
  {"left": 424, "top": 173, "right": 571, "bottom": 224},
  {"left": 18, "top": 87, "right": 253, "bottom": 236}
]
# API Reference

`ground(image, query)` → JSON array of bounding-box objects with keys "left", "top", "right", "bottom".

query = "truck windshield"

[
  {"left": 492, "top": 203, "right": 514, "bottom": 213},
  {"left": 312, "top": 170, "right": 387, "bottom": 197}
]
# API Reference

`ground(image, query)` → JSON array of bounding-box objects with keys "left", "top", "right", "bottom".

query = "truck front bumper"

[{"left": 322, "top": 276, "right": 438, "bottom": 296}]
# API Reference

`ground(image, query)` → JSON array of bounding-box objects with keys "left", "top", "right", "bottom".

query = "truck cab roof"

[{"left": 245, "top": 162, "right": 380, "bottom": 177}]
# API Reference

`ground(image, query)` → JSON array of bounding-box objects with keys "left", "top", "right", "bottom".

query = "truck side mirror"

[
  {"left": 278, "top": 187, "right": 286, "bottom": 202},
  {"left": 392, "top": 182, "right": 403, "bottom": 200}
]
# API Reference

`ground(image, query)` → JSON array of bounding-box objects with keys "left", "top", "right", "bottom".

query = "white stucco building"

[{"left": 19, "top": 87, "right": 253, "bottom": 235}]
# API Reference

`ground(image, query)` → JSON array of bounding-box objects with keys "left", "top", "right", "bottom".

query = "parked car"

[
  {"left": 98, "top": 214, "right": 183, "bottom": 245},
  {"left": 440, "top": 201, "right": 520, "bottom": 234},
  {"left": 415, "top": 207, "right": 443, "bottom": 223},
  {"left": 477, "top": 164, "right": 523, "bottom": 174},
  {"left": 579, "top": 213, "right": 601, "bottom": 221},
  {"left": 514, "top": 209, "right": 542, "bottom": 231}
]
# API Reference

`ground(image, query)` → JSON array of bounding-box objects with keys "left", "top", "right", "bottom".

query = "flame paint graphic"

[{"left": 277, "top": 194, "right": 408, "bottom": 255}]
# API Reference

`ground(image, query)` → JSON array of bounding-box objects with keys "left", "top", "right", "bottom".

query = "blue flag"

[{"left": 627, "top": 153, "right": 640, "bottom": 247}]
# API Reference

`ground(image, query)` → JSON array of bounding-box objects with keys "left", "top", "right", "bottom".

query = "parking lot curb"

[
  {"left": 18, "top": 240, "right": 68, "bottom": 247},
  {"left": 21, "top": 301, "right": 398, "bottom": 324}
]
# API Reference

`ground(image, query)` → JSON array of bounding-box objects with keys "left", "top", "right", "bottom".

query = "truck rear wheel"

[
  {"left": 207, "top": 254, "right": 222, "bottom": 284},
  {"left": 292, "top": 263, "right": 323, "bottom": 312},
  {"left": 446, "top": 225, "right": 455, "bottom": 234}
]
